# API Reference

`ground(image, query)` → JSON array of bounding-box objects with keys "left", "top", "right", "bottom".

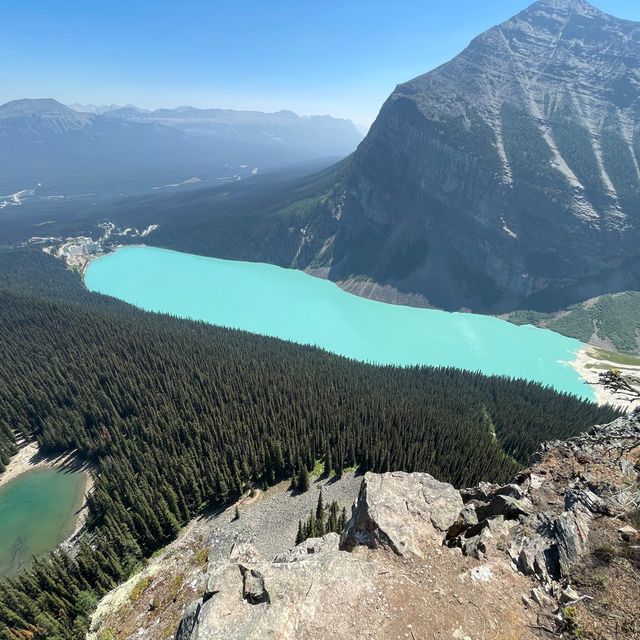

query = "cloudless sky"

[{"left": 4, "top": 0, "right": 639, "bottom": 128}]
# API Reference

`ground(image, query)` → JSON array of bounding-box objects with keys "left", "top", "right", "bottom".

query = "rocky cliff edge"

[{"left": 172, "top": 411, "right": 639, "bottom": 640}]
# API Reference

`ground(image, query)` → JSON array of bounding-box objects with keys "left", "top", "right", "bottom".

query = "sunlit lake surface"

[{"left": 85, "top": 245, "right": 592, "bottom": 400}]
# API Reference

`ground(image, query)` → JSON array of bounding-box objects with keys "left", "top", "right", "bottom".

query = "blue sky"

[{"left": 4, "top": 0, "right": 638, "bottom": 128}]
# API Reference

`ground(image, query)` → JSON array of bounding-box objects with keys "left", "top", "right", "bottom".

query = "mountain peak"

[
  {"left": 285, "top": 0, "right": 640, "bottom": 313},
  {"left": 524, "top": 0, "right": 620, "bottom": 20},
  {"left": 0, "top": 98, "right": 75, "bottom": 117},
  {"left": 0, "top": 98, "right": 92, "bottom": 134},
  {"left": 532, "top": 0, "right": 597, "bottom": 11}
]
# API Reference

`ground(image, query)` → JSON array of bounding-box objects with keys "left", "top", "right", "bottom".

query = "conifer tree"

[
  {"left": 326, "top": 500, "right": 339, "bottom": 534},
  {"left": 315, "top": 490, "right": 324, "bottom": 520},
  {"left": 324, "top": 445, "right": 332, "bottom": 477},
  {"left": 298, "top": 465, "right": 310, "bottom": 493},
  {"left": 338, "top": 507, "right": 348, "bottom": 531}
]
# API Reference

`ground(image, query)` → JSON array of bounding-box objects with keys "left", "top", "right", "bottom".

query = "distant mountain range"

[
  {"left": 0, "top": 99, "right": 362, "bottom": 195},
  {"left": 67, "top": 103, "right": 125, "bottom": 114},
  {"left": 231, "top": 0, "right": 638, "bottom": 313}
]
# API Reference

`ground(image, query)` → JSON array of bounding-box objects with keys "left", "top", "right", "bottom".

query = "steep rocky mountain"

[
  {"left": 88, "top": 411, "right": 640, "bottom": 640},
  {"left": 0, "top": 99, "right": 362, "bottom": 195},
  {"left": 284, "top": 0, "right": 640, "bottom": 312}
]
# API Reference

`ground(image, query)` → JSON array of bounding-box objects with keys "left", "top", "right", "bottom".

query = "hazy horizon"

[{"left": 4, "top": 0, "right": 640, "bottom": 129}]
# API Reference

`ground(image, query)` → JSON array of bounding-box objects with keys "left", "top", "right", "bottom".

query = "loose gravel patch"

[{"left": 206, "top": 473, "right": 363, "bottom": 561}]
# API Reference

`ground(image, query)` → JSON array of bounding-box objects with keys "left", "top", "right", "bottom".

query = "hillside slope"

[{"left": 508, "top": 291, "right": 640, "bottom": 354}]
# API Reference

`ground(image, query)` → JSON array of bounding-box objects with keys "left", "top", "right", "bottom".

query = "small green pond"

[{"left": 0, "top": 468, "right": 86, "bottom": 577}]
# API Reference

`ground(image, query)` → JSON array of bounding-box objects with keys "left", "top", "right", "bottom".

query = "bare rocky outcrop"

[
  {"left": 450, "top": 415, "right": 639, "bottom": 574},
  {"left": 446, "top": 412, "right": 640, "bottom": 634},
  {"left": 340, "top": 471, "right": 463, "bottom": 556},
  {"left": 173, "top": 412, "right": 639, "bottom": 640},
  {"left": 187, "top": 535, "right": 376, "bottom": 640}
]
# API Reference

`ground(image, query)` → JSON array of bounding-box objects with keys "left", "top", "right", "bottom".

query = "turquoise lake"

[
  {"left": 85, "top": 245, "right": 593, "bottom": 400},
  {"left": 0, "top": 469, "right": 86, "bottom": 577}
]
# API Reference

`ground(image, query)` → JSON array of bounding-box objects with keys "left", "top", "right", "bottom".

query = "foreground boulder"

[
  {"left": 239, "top": 565, "right": 270, "bottom": 604},
  {"left": 340, "top": 471, "right": 463, "bottom": 557},
  {"left": 175, "top": 599, "right": 202, "bottom": 640}
]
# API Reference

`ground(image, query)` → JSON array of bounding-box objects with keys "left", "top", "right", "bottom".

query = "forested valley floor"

[{"left": 0, "top": 249, "right": 620, "bottom": 639}]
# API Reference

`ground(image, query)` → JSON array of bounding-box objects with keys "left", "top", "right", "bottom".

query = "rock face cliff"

[
  {"left": 167, "top": 411, "right": 640, "bottom": 640},
  {"left": 293, "top": 0, "right": 640, "bottom": 312}
]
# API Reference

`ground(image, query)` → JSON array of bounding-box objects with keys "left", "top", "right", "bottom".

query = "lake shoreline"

[
  {"left": 0, "top": 441, "right": 42, "bottom": 490},
  {"left": 0, "top": 442, "right": 95, "bottom": 541},
  {"left": 570, "top": 347, "right": 637, "bottom": 412},
  {"left": 86, "top": 245, "right": 593, "bottom": 400}
]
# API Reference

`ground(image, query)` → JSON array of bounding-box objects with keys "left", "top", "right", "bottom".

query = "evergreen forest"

[{"left": 0, "top": 249, "right": 620, "bottom": 639}]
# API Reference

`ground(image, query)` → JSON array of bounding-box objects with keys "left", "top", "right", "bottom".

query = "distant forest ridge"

[
  {"left": 0, "top": 98, "right": 362, "bottom": 195},
  {"left": 507, "top": 292, "right": 640, "bottom": 355}
]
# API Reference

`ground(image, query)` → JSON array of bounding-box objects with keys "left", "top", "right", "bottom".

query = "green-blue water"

[
  {"left": 0, "top": 469, "right": 86, "bottom": 577},
  {"left": 85, "top": 245, "right": 593, "bottom": 400}
]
